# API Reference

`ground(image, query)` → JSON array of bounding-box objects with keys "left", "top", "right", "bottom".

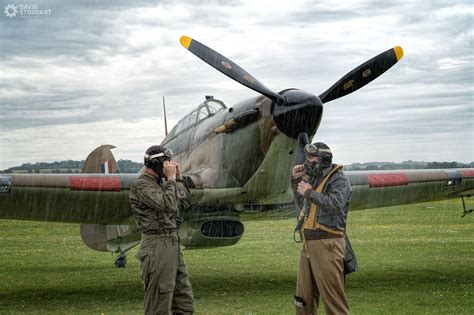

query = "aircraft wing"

[
  {"left": 1, "top": 168, "right": 473, "bottom": 253},
  {"left": 0, "top": 172, "right": 248, "bottom": 251},
  {"left": 1, "top": 169, "right": 474, "bottom": 223},
  {"left": 0, "top": 173, "right": 137, "bottom": 224},
  {"left": 237, "top": 168, "right": 474, "bottom": 214},
  {"left": 346, "top": 168, "right": 474, "bottom": 211}
]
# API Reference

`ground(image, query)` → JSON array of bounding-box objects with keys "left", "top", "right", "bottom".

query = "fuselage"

[{"left": 161, "top": 96, "right": 276, "bottom": 189}]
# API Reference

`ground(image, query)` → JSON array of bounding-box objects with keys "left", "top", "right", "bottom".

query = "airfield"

[{"left": 0, "top": 199, "right": 472, "bottom": 314}]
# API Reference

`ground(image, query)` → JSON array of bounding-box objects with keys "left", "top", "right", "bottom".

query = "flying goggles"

[
  {"left": 304, "top": 144, "right": 331, "bottom": 157},
  {"left": 144, "top": 148, "right": 174, "bottom": 161}
]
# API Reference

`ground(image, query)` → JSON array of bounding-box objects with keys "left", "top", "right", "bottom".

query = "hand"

[
  {"left": 292, "top": 164, "right": 305, "bottom": 178},
  {"left": 163, "top": 161, "right": 177, "bottom": 181},
  {"left": 297, "top": 181, "right": 312, "bottom": 196},
  {"left": 170, "top": 161, "right": 182, "bottom": 180}
]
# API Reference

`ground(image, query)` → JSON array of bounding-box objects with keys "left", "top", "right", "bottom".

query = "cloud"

[
  {"left": 0, "top": 117, "right": 176, "bottom": 170},
  {"left": 0, "top": 0, "right": 473, "bottom": 169}
]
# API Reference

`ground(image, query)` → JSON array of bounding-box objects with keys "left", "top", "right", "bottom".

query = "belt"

[
  {"left": 303, "top": 229, "right": 344, "bottom": 240},
  {"left": 142, "top": 228, "right": 177, "bottom": 236}
]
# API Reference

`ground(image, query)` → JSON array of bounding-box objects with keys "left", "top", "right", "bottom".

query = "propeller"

[
  {"left": 180, "top": 36, "right": 403, "bottom": 222},
  {"left": 293, "top": 132, "right": 310, "bottom": 220},
  {"left": 179, "top": 35, "right": 404, "bottom": 139},
  {"left": 318, "top": 46, "right": 404, "bottom": 104},
  {"left": 295, "top": 132, "right": 310, "bottom": 166},
  {"left": 180, "top": 36, "right": 285, "bottom": 105}
]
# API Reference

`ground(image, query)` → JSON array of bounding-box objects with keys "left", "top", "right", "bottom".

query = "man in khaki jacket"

[
  {"left": 129, "top": 145, "right": 194, "bottom": 315},
  {"left": 292, "top": 142, "right": 352, "bottom": 315}
]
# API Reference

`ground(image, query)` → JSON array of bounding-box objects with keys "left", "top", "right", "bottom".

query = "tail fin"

[{"left": 81, "top": 144, "right": 120, "bottom": 174}]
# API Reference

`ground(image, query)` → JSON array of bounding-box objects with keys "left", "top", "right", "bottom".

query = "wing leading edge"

[{"left": 347, "top": 169, "right": 474, "bottom": 210}]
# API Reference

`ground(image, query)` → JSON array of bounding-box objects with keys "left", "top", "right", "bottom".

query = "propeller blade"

[
  {"left": 180, "top": 36, "right": 285, "bottom": 104},
  {"left": 295, "top": 132, "right": 310, "bottom": 166},
  {"left": 294, "top": 132, "right": 309, "bottom": 219},
  {"left": 319, "top": 46, "right": 404, "bottom": 104}
]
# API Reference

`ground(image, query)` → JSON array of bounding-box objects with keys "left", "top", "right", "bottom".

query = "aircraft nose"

[{"left": 272, "top": 89, "right": 323, "bottom": 139}]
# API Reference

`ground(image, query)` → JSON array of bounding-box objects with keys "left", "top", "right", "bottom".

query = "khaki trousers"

[
  {"left": 295, "top": 238, "right": 349, "bottom": 315},
  {"left": 136, "top": 234, "right": 195, "bottom": 315}
]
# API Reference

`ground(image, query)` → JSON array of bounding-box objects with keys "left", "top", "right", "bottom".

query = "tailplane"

[
  {"left": 80, "top": 223, "right": 140, "bottom": 253},
  {"left": 80, "top": 222, "right": 141, "bottom": 267}
]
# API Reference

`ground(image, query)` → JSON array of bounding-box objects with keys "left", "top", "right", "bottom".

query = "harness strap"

[{"left": 298, "top": 164, "right": 344, "bottom": 235}]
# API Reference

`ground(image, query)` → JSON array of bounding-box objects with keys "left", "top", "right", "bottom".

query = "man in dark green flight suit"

[{"left": 129, "top": 145, "right": 195, "bottom": 315}]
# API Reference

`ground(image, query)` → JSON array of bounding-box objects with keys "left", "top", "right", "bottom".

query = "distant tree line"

[
  {"left": 6, "top": 160, "right": 84, "bottom": 171},
  {"left": 1, "top": 159, "right": 472, "bottom": 174},
  {"left": 117, "top": 160, "right": 143, "bottom": 173},
  {"left": 1, "top": 159, "right": 143, "bottom": 173}
]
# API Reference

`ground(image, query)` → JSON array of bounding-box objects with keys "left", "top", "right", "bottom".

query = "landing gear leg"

[
  {"left": 461, "top": 196, "right": 473, "bottom": 218},
  {"left": 115, "top": 248, "right": 127, "bottom": 268}
]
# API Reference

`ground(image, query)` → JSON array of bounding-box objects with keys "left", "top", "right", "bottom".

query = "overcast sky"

[{"left": 0, "top": 0, "right": 472, "bottom": 170}]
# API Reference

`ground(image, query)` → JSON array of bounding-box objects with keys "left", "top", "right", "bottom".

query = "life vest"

[{"left": 299, "top": 164, "right": 344, "bottom": 235}]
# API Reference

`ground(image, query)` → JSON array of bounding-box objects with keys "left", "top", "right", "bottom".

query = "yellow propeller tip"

[
  {"left": 180, "top": 36, "right": 192, "bottom": 49},
  {"left": 394, "top": 46, "right": 404, "bottom": 61}
]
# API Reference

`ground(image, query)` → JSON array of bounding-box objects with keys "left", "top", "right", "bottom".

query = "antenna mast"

[{"left": 163, "top": 96, "right": 168, "bottom": 136}]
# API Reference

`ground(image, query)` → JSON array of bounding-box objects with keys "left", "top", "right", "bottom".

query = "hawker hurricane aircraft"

[{"left": 1, "top": 36, "right": 473, "bottom": 267}]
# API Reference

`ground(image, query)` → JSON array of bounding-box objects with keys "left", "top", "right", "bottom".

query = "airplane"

[{"left": 1, "top": 36, "right": 473, "bottom": 267}]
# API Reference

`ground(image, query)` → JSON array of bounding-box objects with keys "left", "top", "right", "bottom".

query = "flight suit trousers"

[
  {"left": 136, "top": 233, "right": 195, "bottom": 315},
  {"left": 295, "top": 237, "right": 349, "bottom": 315}
]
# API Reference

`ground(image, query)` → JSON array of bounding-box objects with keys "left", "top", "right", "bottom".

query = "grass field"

[{"left": 0, "top": 199, "right": 473, "bottom": 314}]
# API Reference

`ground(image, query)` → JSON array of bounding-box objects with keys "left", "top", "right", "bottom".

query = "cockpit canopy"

[{"left": 165, "top": 99, "right": 226, "bottom": 141}]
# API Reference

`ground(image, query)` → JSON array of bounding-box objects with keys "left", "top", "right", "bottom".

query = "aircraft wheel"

[{"left": 115, "top": 256, "right": 126, "bottom": 268}]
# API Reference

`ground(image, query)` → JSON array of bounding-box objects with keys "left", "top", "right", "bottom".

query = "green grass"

[{"left": 0, "top": 199, "right": 473, "bottom": 314}]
